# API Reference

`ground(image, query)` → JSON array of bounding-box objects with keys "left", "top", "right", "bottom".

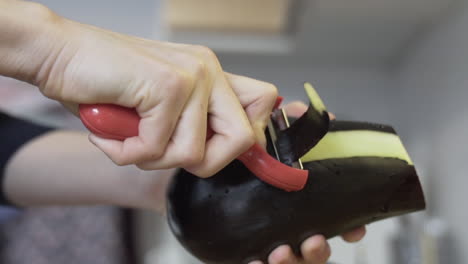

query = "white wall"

[
  {"left": 392, "top": 0, "right": 468, "bottom": 262},
  {"left": 220, "top": 58, "right": 395, "bottom": 123},
  {"left": 33, "top": 0, "right": 161, "bottom": 38}
]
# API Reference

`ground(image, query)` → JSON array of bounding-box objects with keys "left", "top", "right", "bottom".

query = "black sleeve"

[{"left": 0, "top": 112, "right": 54, "bottom": 205}]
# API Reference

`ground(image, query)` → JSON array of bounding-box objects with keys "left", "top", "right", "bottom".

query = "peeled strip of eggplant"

[
  {"left": 274, "top": 83, "right": 330, "bottom": 166},
  {"left": 166, "top": 84, "right": 426, "bottom": 264}
]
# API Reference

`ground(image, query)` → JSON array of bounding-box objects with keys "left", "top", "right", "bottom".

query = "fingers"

[
  {"left": 284, "top": 101, "right": 308, "bottom": 118},
  {"left": 37, "top": 18, "right": 267, "bottom": 176},
  {"left": 128, "top": 45, "right": 255, "bottom": 177},
  {"left": 267, "top": 240, "right": 331, "bottom": 264},
  {"left": 301, "top": 235, "right": 331, "bottom": 264},
  {"left": 135, "top": 80, "right": 209, "bottom": 170},
  {"left": 74, "top": 33, "right": 276, "bottom": 176},
  {"left": 160, "top": 47, "right": 257, "bottom": 176},
  {"left": 251, "top": 235, "right": 333, "bottom": 264},
  {"left": 226, "top": 73, "right": 278, "bottom": 148},
  {"left": 341, "top": 226, "right": 366, "bottom": 243},
  {"left": 184, "top": 76, "right": 256, "bottom": 177},
  {"left": 88, "top": 95, "right": 186, "bottom": 166},
  {"left": 283, "top": 101, "right": 336, "bottom": 121},
  {"left": 268, "top": 245, "right": 300, "bottom": 264}
]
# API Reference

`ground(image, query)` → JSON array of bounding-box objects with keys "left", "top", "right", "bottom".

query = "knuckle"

[
  {"left": 191, "top": 168, "right": 216, "bottom": 179},
  {"left": 191, "top": 45, "right": 221, "bottom": 72},
  {"left": 161, "top": 70, "right": 194, "bottom": 102},
  {"left": 175, "top": 53, "right": 208, "bottom": 81},
  {"left": 162, "top": 67, "right": 193, "bottom": 91},
  {"left": 146, "top": 147, "right": 165, "bottom": 161},
  {"left": 192, "top": 60, "right": 207, "bottom": 80},
  {"left": 244, "top": 128, "right": 256, "bottom": 145},
  {"left": 235, "top": 128, "right": 256, "bottom": 149},
  {"left": 179, "top": 56, "right": 208, "bottom": 81},
  {"left": 178, "top": 146, "right": 204, "bottom": 167},
  {"left": 184, "top": 152, "right": 204, "bottom": 167},
  {"left": 135, "top": 144, "right": 165, "bottom": 163},
  {"left": 111, "top": 155, "right": 130, "bottom": 167},
  {"left": 177, "top": 73, "right": 194, "bottom": 95},
  {"left": 265, "top": 83, "right": 279, "bottom": 99},
  {"left": 194, "top": 45, "right": 217, "bottom": 60},
  {"left": 185, "top": 162, "right": 219, "bottom": 178},
  {"left": 25, "top": 2, "right": 60, "bottom": 24}
]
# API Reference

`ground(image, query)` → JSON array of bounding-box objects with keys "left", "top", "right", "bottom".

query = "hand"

[
  {"left": 247, "top": 227, "right": 366, "bottom": 264},
  {"left": 248, "top": 101, "right": 366, "bottom": 264},
  {"left": 19, "top": 6, "right": 278, "bottom": 177}
]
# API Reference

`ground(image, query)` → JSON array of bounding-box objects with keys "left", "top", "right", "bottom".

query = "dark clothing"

[
  {"left": 0, "top": 112, "right": 136, "bottom": 264},
  {"left": 0, "top": 112, "right": 53, "bottom": 205}
]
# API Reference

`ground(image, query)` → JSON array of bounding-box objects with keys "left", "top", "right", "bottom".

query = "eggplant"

[{"left": 166, "top": 84, "right": 426, "bottom": 264}]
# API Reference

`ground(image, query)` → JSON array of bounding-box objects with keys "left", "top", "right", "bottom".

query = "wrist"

[{"left": 0, "top": 0, "right": 66, "bottom": 85}]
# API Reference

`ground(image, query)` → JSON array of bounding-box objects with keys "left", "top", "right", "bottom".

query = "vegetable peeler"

[{"left": 78, "top": 98, "right": 309, "bottom": 192}]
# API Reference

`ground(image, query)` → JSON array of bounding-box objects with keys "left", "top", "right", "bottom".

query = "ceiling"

[
  {"left": 166, "top": 0, "right": 456, "bottom": 65},
  {"left": 35, "top": 0, "right": 456, "bottom": 65}
]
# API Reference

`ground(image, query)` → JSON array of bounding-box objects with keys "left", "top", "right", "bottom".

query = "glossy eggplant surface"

[{"left": 166, "top": 84, "right": 426, "bottom": 264}]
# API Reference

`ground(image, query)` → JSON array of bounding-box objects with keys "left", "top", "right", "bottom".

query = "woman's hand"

[
  {"left": 247, "top": 101, "right": 366, "bottom": 264},
  {"left": 41, "top": 20, "right": 278, "bottom": 178},
  {"left": 247, "top": 227, "right": 366, "bottom": 264},
  {"left": 0, "top": 1, "right": 278, "bottom": 178}
]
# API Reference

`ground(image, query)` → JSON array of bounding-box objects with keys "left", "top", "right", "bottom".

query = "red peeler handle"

[{"left": 79, "top": 99, "right": 308, "bottom": 192}]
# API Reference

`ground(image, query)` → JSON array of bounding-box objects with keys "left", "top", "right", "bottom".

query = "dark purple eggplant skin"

[{"left": 166, "top": 157, "right": 425, "bottom": 264}]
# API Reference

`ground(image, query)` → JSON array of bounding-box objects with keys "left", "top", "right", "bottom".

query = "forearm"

[
  {"left": 3, "top": 130, "right": 174, "bottom": 212},
  {"left": 0, "top": 0, "right": 64, "bottom": 84}
]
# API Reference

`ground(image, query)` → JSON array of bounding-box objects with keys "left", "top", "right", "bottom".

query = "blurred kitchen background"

[{"left": 1, "top": 0, "right": 467, "bottom": 263}]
